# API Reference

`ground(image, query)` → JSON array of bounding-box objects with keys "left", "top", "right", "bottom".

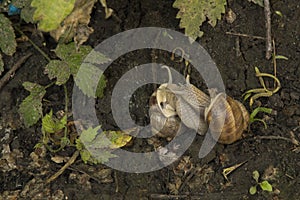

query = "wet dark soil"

[{"left": 1, "top": 0, "right": 300, "bottom": 199}]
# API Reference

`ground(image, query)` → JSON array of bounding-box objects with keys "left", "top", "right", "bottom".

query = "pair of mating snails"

[{"left": 149, "top": 66, "right": 249, "bottom": 144}]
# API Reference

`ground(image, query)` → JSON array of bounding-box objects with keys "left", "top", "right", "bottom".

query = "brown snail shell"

[
  {"left": 149, "top": 90, "right": 181, "bottom": 138},
  {"left": 204, "top": 92, "right": 249, "bottom": 144}
]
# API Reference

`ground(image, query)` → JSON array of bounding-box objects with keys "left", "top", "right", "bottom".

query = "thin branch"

[
  {"left": 225, "top": 32, "right": 265, "bottom": 40},
  {"left": 14, "top": 26, "right": 51, "bottom": 62},
  {"left": 46, "top": 150, "right": 79, "bottom": 184},
  {"left": 0, "top": 53, "right": 32, "bottom": 91},
  {"left": 264, "top": 0, "right": 272, "bottom": 59}
]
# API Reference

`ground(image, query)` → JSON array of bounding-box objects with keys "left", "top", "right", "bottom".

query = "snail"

[
  {"left": 149, "top": 90, "right": 181, "bottom": 139},
  {"left": 149, "top": 65, "right": 210, "bottom": 138},
  {"left": 204, "top": 91, "right": 249, "bottom": 144},
  {"left": 149, "top": 65, "right": 249, "bottom": 144}
]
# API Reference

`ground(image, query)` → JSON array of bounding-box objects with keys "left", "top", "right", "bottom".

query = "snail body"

[
  {"left": 149, "top": 90, "right": 181, "bottom": 139},
  {"left": 149, "top": 66, "right": 249, "bottom": 144}
]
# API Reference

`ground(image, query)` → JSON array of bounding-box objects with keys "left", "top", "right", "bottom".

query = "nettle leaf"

[
  {"left": 79, "top": 126, "right": 101, "bottom": 144},
  {"left": 11, "top": 0, "right": 32, "bottom": 8},
  {"left": 42, "top": 110, "right": 67, "bottom": 133},
  {"left": 85, "top": 49, "right": 111, "bottom": 65},
  {"left": 105, "top": 130, "right": 133, "bottom": 149},
  {"left": 75, "top": 63, "right": 106, "bottom": 98},
  {"left": 31, "top": 0, "right": 76, "bottom": 32},
  {"left": 173, "top": 0, "right": 226, "bottom": 42},
  {"left": 44, "top": 60, "right": 71, "bottom": 85},
  {"left": 0, "top": 14, "right": 17, "bottom": 56},
  {"left": 248, "top": 0, "right": 264, "bottom": 7},
  {"left": 18, "top": 82, "right": 46, "bottom": 127},
  {"left": 78, "top": 126, "right": 117, "bottom": 164},
  {"left": 54, "top": 42, "right": 92, "bottom": 75}
]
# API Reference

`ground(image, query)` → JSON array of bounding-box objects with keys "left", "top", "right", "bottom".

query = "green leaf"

[
  {"left": 79, "top": 126, "right": 101, "bottom": 144},
  {"left": 42, "top": 110, "right": 66, "bottom": 133},
  {"left": 0, "top": 54, "right": 4, "bottom": 76},
  {"left": 79, "top": 149, "right": 91, "bottom": 164},
  {"left": 31, "top": 0, "right": 76, "bottom": 31},
  {"left": 274, "top": 55, "right": 288, "bottom": 60},
  {"left": 249, "top": 107, "right": 272, "bottom": 123},
  {"left": 248, "top": 0, "right": 264, "bottom": 7},
  {"left": 252, "top": 170, "right": 260, "bottom": 182},
  {"left": 105, "top": 130, "right": 132, "bottom": 149},
  {"left": 84, "top": 49, "right": 111, "bottom": 65},
  {"left": 18, "top": 82, "right": 46, "bottom": 127},
  {"left": 260, "top": 180, "right": 273, "bottom": 192},
  {"left": 173, "top": 0, "right": 226, "bottom": 42},
  {"left": 92, "top": 150, "right": 117, "bottom": 163},
  {"left": 77, "top": 126, "right": 118, "bottom": 164},
  {"left": 11, "top": 0, "right": 32, "bottom": 8},
  {"left": 54, "top": 42, "right": 92, "bottom": 75},
  {"left": 44, "top": 60, "right": 71, "bottom": 85},
  {"left": 75, "top": 62, "right": 106, "bottom": 98},
  {"left": 0, "top": 14, "right": 17, "bottom": 56},
  {"left": 20, "top": 6, "right": 36, "bottom": 23},
  {"left": 249, "top": 185, "right": 257, "bottom": 195}
]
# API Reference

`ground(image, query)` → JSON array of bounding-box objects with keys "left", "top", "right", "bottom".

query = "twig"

[
  {"left": 14, "top": 26, "right": 51, "bottom": 62},
  {"left": 114, "top": 170, "right": 119, "bottom": 193},
  {"left": 253, "top": 135, "right": 295, "bottom": 143},
  {"left": 46, "top": 150, "right": 79, "bottom": 184},
  {"left": 225, "top": 32, "right": 265, "bottom": 40},
  {"left": 0, "top": 53, "right": 32, "bottom": 91},
  {"left": 264, "top": 0, "right": 272, "bottom": 59}
]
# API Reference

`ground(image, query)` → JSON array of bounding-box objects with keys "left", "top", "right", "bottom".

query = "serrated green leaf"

[
  {"left": 18, "top": 83, "right": 46, "bottom": 127},
  {"left": 79, "top": 126, "right": 101, "bottom": 144},
  {"left": 22, "top": 81, "right": 45, "bottom": 94},
  {"left": 77, "top": 126, "right": 117, "bottom": 164},
  {"left": 173, "top": 0, "right": 226, "bottom": 42},
  {"left": 248, "top": 0, "right": 264, "bottom": 7},
  {"left": 252, "top": 170, "right": 260, "bottom": 182},
  {"left": 249, "top": 185, "right": 257, "bottom": 195},
  {"left": 20, "top": 5, "right": 36, "bottom": 23},
  {"left": 44, "top": 60, "right": 71, "bottom": 85},
  {"left": 42, "top": 110, "right": 66, "bottom": 133},
  {"left": 31, "top": 0, "right": 76, "bottom": 31},
  {"left": 0, "top": 54, "right": 4, "bottom": 76},
  {"left": 92, "top": 150, "right": 117, "bottom": 163},
  {"left": 0, "top": 14, "right": 17, "bottom": 56},
  {"left": 260, "top": 180, "right": 273, "bottom": 192},
  {"left": 80, "top": 149, "right": 91, "bottom": 164},
  {"left": 105, "top": 130, "right": 132, "bottom": 149},
  {"left": 84, "top": 49, "right": 111, "bottom": 65},
  {"left": 11, "top": 0, "right": 32, "bottom": 8},
  {"left": 75, "top": 62, "right": 106, "bottom": 98},
  {"left": 55, "top": 42, "right": 92, "bottom": 75}
]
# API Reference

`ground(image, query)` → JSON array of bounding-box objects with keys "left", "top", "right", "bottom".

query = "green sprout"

[
  {"left": 249, "top": 170, "right": 273, "bottom": 195},
  {"left": 249, "top": 107, "right": 272, "bottom": 129}
]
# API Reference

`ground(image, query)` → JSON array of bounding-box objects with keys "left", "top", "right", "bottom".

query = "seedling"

[
  {"left": 249, "top": 170, "right": 273, "bottom": 195},
  {"left": 249, "top": 107, "right": 272, "bottom": 129}
]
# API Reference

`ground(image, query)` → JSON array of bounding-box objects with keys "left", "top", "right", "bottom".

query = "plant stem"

[
  {"left": 14, "top": 26, "right": 51, "bottom": 62},
  {"left": 46, "top": 150, "right": 79, "bottom": 184},
  {"left": 264, "top": 0, "right": 272, "bottom": 59},
  {"left": 0, "top": 53, "right": 32, "bottom": 91}
]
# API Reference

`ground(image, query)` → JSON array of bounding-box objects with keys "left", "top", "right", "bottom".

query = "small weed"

[{"left": 249, "top": 170, "right": 273, "bottom": 195}]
